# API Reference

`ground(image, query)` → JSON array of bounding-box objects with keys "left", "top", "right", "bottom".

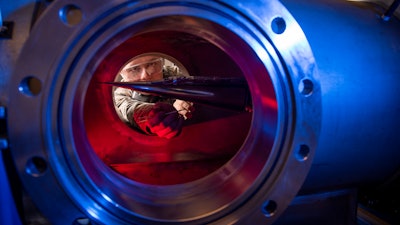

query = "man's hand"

[
  {"left": 173, "top": 99, "right": 195, "bottom": 119},
  {"left": 134, "top": 102, "right": 184, "bottom": 139}
]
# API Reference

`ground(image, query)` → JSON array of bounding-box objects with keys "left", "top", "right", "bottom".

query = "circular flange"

[{"left": 8, "top": 0, "right": 320, "bottom": 224}]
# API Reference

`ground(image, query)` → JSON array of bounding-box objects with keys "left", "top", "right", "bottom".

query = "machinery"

[{"left": 1, "top": 0, "right": 399, "bottom": 224}]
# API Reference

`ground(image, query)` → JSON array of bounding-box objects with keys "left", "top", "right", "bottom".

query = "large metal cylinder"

[
  {"left": 281, "top": 0, "right": 400, "bottom": 192},
  {"left": 1, "top": 0, "right": 399, "bottom": 224}
]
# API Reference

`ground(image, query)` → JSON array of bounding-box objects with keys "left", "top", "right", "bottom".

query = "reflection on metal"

[
  {"left": 1, "top": 0, "right": 399, "bottom": 224},
  {"left": 348, "top": 0, "right": 400, "bottom": 20}
]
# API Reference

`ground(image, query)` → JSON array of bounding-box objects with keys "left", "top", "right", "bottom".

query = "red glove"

[{"left": 133, "top": 102, "right": 184, "bottom": 139}]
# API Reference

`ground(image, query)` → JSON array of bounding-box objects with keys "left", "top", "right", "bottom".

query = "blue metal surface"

[
  {"left": 0, "top": 153, "right": 22, "bottom": 225},
  {"left": 1, "top": 0, "right": 400, "bottom": 224},
  {"left": 5, "top": 0, "right": 319, "bottom": 224},
  {"left": 281, "top": 0, "right": 400, "bottom": 191}
]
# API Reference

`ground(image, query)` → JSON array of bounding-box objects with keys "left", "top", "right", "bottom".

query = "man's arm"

[
  {"left": 113, "top": 87, "right": 183, "bottom": 138},
  {"left": 113, "top": 87, "right": 151, "bottom": 127}
]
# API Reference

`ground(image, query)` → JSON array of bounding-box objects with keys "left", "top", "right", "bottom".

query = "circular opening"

[
  {"left": 298, "top": 78, "right": 314, "bottom": 96},
  {"left": 25, "top": 156, "right": 48, "bottom": 177},
  {"left": 19, "top": 76, "right": 42, "bottom": 96},
  {"left": 85, "top": 31, "right": 253, "bottom": 185},
  {"left": 59, "top": 4, "right": 83, "bottom": 26},
  {"left": 70, "top": 13, "right": 278, "bottom": 220},
  {"left": 271, "top": 17, "right": 286, "bottom": 35},
  {"left": 112, "top": 53, "right": 192, "bottom": 133},
  {"left": 296, "top": 144, "right": 310, "bottom": 161},
  {"left": 262, "top": 200, "right": 278, "bottom": 217}
]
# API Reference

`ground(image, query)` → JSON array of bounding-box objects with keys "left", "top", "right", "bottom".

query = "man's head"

[{"left": 120, "top": 55, "right": 164, "bottom": 82}]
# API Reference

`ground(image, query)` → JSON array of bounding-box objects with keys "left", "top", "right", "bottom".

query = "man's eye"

[
  {"left": 146, "top": 62, "right": 156, "bottom": 67},
  {"left": 127, "top": 66, "right": 140, "bottom": 73}
]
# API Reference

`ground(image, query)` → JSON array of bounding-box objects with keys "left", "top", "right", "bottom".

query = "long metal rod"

[
  {"left": 105, "top": 76, "right": 252, "bottom": 111},
  {"left": 382, "top": 0, "right": 400, "bottom": 21}
]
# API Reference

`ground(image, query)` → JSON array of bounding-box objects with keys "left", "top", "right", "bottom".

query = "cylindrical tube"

[{"left": 282, "top": 0, "right": 400, "bottom": 191}]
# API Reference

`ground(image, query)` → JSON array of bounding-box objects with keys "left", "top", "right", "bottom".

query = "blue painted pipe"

[{"left": 282, "top": 0, "right": 400, "bottom": 191}]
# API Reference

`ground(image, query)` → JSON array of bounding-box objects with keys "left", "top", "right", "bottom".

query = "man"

[{"left": 113, "top": 54, "right": 194, "bottom": 139}]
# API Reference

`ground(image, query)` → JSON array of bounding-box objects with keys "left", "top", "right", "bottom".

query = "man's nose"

[{"left": 139, "top": 68, "right": 151, "bottom": 81}]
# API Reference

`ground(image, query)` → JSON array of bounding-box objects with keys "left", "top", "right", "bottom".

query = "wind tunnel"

[{"left": 1, "top": 0, "right": 400, "bottom": 224}]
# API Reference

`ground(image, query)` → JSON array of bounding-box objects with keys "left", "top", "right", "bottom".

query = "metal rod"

[
  {"left": 104, "top": 76, "right": 252, "bottom": 112},
  {"left": 382, "top": 0, "right": 400, "bottom": 21}
]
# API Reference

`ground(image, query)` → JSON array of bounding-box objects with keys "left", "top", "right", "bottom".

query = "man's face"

[{"left": 120, "top": 55, "right": 164, "bottom": 82}]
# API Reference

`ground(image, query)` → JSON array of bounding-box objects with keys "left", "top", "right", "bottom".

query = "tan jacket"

[{"left": 113, "top": 66, "right": 182, "bottom": 132}]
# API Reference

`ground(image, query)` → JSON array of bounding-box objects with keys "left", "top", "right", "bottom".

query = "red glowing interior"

[{"left": 82, "top": 31, "right": 253, "bottom": 185}]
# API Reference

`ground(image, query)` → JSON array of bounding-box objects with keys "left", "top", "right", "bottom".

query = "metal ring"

[{"left": 8, "top": 0, "right": 320, "bottom": 224}]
